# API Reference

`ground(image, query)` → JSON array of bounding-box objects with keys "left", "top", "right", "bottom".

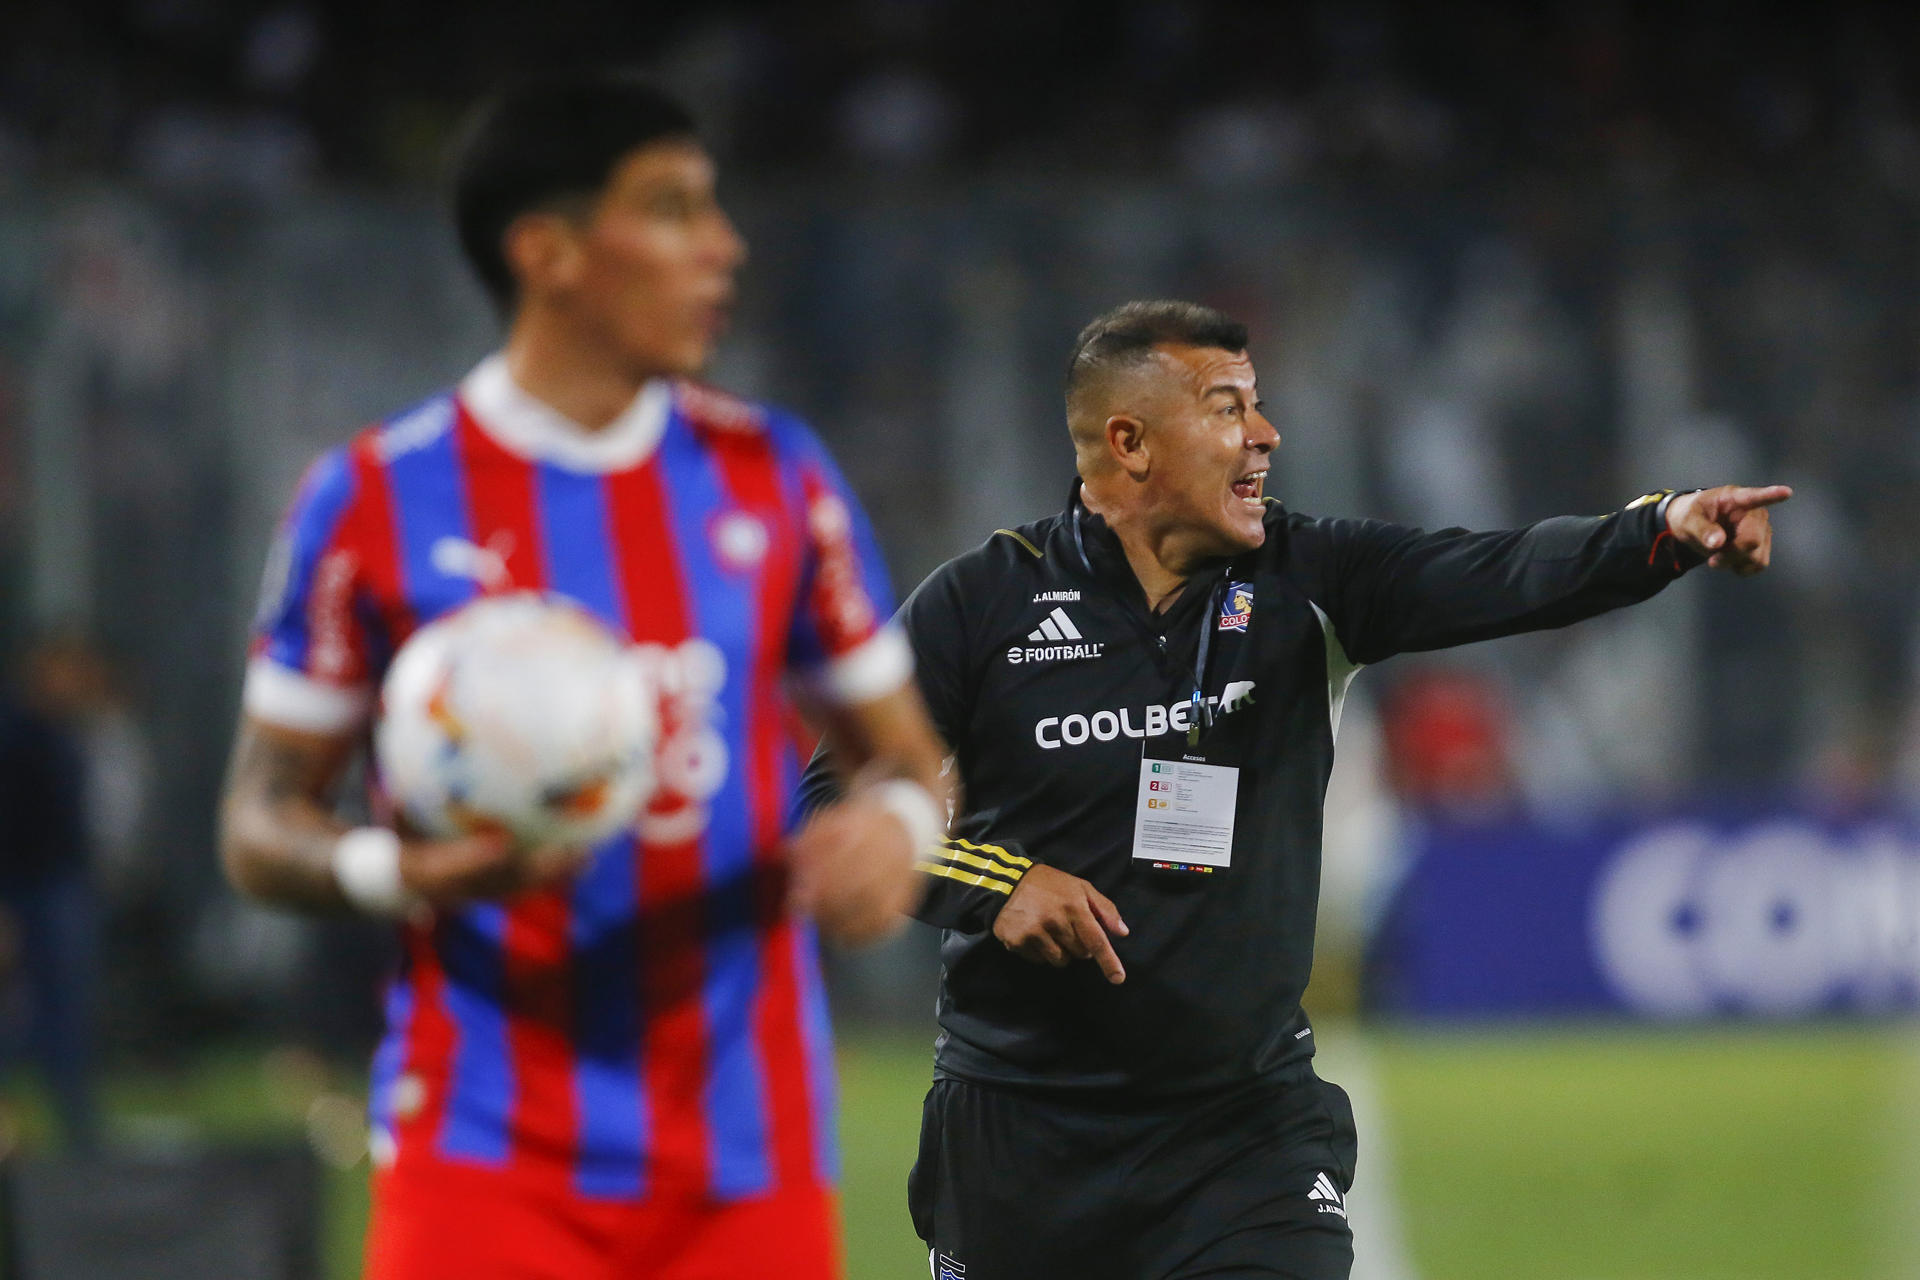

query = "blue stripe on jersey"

[
  {"left": 568, "top": 833, "right": 645, "bottom": 1197},
  {"left": 367, "top": 962, "right": 416, "bottom": 1137},
  {"left": 383, "top": 397, "right": 480, "bottom": 628},
  {"left": 792, "top": 919, "right": 841, "bottom": 1183},
  {"left": 534, "top": 465, "right": 647, "bottom": 1197},
  {"left": 535, "top": 466, "right": 623, "bottom": 627},
  {"left": 260, "top": 448, "right": 356, "bottom": 673},
  {"left": 380, "top": 402, "right": 512, "bottom": 1165},
  {"left": 436, "top": 907, "right": 513, "bottom": 1162},
  {"left": 655, "top": 413, "right": 774, "bottom": 1198}
]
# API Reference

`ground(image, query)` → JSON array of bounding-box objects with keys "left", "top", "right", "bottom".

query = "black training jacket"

[{"left": 798, "top": 484, "right": 1699, "bottom": 1097}]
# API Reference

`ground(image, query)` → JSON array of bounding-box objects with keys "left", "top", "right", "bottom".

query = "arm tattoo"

[{"left": 219, "top": 721, "right": 358, "bottom": 911}]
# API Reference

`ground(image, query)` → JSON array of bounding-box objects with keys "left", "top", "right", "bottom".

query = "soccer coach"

[{"left": 800, "top": 300, "right": 1787, "bottom": 1279}]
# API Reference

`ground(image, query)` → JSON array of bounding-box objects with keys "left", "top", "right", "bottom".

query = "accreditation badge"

[{"left": 1132, "top": 735, "right": 1240, "bottom": 874}]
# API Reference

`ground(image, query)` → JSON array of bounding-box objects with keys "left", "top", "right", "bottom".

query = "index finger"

[
  {"left": 1070, "top": 906, "right": 1126, "bottom": 985},
  {"left": 1084, "top": 884, "right": 1130, "bottom": 937},
  {"left": 1722, "top": 484, "right": 1793, "bottom": 510}
]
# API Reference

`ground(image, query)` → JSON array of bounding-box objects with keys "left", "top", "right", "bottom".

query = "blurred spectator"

[
  {"left": 1379, "top": 668, "right": 1517, "bottom": 820},
  {"left": 26, "top": 632, "right": 151, "bottom": 905},
  {"left": 0, "top": 664, "right": 97, "bottom": 1150}
]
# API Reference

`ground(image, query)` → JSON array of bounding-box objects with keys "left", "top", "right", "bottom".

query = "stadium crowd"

[{"left": 7, "top": 2, "right": 1920, "bottom": 191}]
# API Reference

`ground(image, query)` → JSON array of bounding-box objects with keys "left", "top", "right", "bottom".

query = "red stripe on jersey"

[
  {"left": 453, "top": 411, "right": 580, "bottom": 1182},
  {"left": 797, "top": 467, "right": 881, "bottom": 662},
  {"left": 605, "top": 460, "right": 713, "bottom": 1194},
  {"left": 345, "top": 433, "right": 413, "bottom": 661},
  {"left": 343, "top": 433, "right": 450, "bottom": 1149},
  {"left": 395, "top": 922, "right": 458, "bottom": 1156},
  {"left": 453, "top": 409, "right": 544, "bottom": 595},
  {"left": 708, "top": 431, "right": 818, "bottom": 1188}
]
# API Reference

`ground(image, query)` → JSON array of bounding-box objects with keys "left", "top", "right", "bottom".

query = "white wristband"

[
  {"left": 331, "top": 827, "right": 419, "bottom": 917},
  {"left": 870, "top": 779, "right": 945, "bottom": 855}
]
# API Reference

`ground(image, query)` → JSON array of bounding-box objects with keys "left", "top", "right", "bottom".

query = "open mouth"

[{"left": 1231, "top": 469, "right": 1267, "bottom": 507}]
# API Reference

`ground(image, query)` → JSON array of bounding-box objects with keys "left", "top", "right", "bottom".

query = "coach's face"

[
  {"left": 561, "top": 140, "right": 747, "bottom": 378},
  {"left": 1140, "top": 344, "right": 1277, "bottom": 556}
]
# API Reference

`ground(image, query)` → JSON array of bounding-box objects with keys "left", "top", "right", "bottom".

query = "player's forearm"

[
  {"left": 218, "top": 721, "right": 356, "bottom": 912},
  {"left": 816, "top": 683, "right": 956, "bottom": 815}
]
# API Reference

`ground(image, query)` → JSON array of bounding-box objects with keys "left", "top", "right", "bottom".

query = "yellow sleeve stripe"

[
  {"left": 916, "top": 861, "right": 1016, "bottom": 895},
  {"left": 945, "top": 838, "right": 1032, "bottom": 869},
  {"left": 926, "top": 847, "right": 1023, "bottom": 881},
  {"left": 992, "top": 529, "right": 1044, "bottom": 559}
]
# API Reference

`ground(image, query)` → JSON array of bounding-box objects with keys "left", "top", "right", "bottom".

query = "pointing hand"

[{"left": 1664, "top": 484, "right": 1792, "bottom": 576}]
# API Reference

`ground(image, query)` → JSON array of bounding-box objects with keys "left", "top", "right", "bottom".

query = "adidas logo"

[
  {"left": 1008, "top": 607, "right": 1104, "bottom": 665},
  {"left": 1028, "top": 606, "right": 1083, "bottom": 642},
  {"left": 1309, "top": 1171, "right": 1347, "bottom": 1218}
]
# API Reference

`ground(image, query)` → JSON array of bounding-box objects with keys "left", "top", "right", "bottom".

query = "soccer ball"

[{"left": 374, "top": 592, "right": 657, "bottom": 847}]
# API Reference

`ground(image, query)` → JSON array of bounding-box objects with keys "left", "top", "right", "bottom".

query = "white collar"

[{"left": 458, "top": 352, "right": 672, "bottom": 473}]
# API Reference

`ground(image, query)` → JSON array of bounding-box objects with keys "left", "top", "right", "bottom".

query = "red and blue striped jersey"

[{"left": 244, "top": 355, "right": 911, "bottom": 1200}]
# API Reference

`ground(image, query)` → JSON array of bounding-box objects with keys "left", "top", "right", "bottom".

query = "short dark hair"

[
  {"left": 449, "top": 73, "right": 699, "bottom": 309},
  {"left": 1065, "top": 300, "right": 1249, "bottom": 403}
]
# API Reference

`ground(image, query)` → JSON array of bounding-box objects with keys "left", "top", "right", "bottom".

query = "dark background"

[{"left": 0, "top": 0, "right": 1915, "bottom": 1086}]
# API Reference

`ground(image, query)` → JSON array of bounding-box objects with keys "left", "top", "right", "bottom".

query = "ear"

[
  {"left": 502, "top": 211, "right": 583, "bottom": 303},
  {"left": 1105, "top": 414, "right": 1150, "bottom": 480}
]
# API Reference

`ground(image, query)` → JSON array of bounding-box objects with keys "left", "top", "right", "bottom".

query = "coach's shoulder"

[
  {"left": 1256, "top": 498, "right": 1330, "bottom": 553},
  {"left": 1267, "top": 502, "right": 1392, "bottom": 547},
  {"left": 906, "top": 515, "right": 1060, "bottom": 607},
  {"left": 1258, "top": 500, "right": 1368, "bottom": 588},
  {"left": 982, "top": 515, "right": 1056, "bottom": 567}
]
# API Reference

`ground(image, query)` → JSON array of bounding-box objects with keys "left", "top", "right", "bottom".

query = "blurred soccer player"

[{"left": 219, "top": 75, "right": 951, "bottom": 1280}]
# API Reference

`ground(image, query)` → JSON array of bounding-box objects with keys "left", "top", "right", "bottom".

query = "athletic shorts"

[
  {"left": 908, "top": 1063, "right": 1357, "bottom": 1280},
  {"left": 363, "top": 1152, "right": 840, "bottom": 1280}
]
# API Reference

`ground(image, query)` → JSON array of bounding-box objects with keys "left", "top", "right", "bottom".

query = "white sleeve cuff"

[
  {"left": 242, "top": 657, "right": 373, "bottom": 734},
  {"left": 791, "top": 626, "right": 913, "bottom": 706}
]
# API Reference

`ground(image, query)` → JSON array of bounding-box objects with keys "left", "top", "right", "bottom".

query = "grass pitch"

[
  {"left": 836, "top": 1024, "right": 1909, "bottom": 1280},
  {"left": 1364, "top": 1024, "right": 1902, "bottom": 1280}
]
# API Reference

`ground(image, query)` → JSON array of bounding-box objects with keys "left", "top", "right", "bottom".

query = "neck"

[
  {"left": 503, "top": 309, "right": 657, "bottom": 430},
  {"left": 1080, "top": 481, "right": 1210, "bottom": 613}
]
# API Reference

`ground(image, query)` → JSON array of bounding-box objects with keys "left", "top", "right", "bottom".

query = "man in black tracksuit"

[{"left": 797, "top": 301, "right": 1788, "bottom": 1279}]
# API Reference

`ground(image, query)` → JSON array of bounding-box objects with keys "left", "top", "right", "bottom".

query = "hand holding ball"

[{"left": 375, "top": 593, "right": 657, "bottom": 854}]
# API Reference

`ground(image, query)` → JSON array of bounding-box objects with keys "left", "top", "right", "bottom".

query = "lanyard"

[
  {"left": 1070, "top": 495, "right": 1223, "bottom": 747},
  {"left": 1190, "top": 579, "right": 1224, "bottom": 746}
]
